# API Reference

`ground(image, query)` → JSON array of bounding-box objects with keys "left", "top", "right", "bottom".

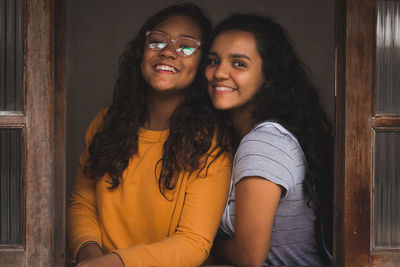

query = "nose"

[
  {"left": 213, "top": 63, "right": 230, "bottom": 80},
  {"left": 159, "top": 41, "right": 178, "bottom": 59}
]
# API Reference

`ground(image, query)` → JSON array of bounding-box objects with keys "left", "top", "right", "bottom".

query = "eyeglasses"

[{"left": 145, "top": 31, "right": 201, "bottom": 57}]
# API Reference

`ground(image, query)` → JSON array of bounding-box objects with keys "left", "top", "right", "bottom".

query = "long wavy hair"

[
  {"left": 212, "top": 14, "right": 333, "bottom": 263},
  {"left": 83, "top": 3, "right": 231, "bottom": 196}
]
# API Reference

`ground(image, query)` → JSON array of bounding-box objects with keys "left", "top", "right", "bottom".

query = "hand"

[
  {"left": 76, "top": 243, "right": 103, "bottom": 262},
  {"left": 76, "top": 253, "right": 124, "bottom": 267}
]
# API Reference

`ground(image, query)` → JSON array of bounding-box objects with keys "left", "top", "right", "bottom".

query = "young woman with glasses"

[
  {"left": 67, "top": 3, "right": 232, "bottom": 267},
  {"left": 205, "top": 14, "right": 333, "bottom": 266}
]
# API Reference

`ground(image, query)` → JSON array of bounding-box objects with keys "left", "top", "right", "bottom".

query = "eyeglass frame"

[{"left": 145, "top": 30, "right": 201, "bottom": 57}]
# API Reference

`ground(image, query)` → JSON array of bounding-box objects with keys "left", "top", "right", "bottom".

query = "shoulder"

[
  {"left": 237, "top": 122, "right": 302, "bottom": 160},
  {"left": 233, "top": 122, "right": 306, "bottom": 194},
  {"left": 84, "top": 107, "right": 109, "bottom": 145},
  {"left": 204, "top": 127, "right": 233, "bottom": 170}
]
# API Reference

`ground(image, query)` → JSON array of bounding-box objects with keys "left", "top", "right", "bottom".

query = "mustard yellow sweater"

[{"left": 67, "top": 110, "right": 232, "bottom": 267}]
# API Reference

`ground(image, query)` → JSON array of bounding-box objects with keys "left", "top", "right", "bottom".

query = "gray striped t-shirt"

[{"left": 220, "top": 122, "right": 323, "bottom": 266}]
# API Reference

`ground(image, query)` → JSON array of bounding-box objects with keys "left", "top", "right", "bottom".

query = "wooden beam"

[
  {"left": 53, "top": 0, "right": 66, "bottom": 265},
  {"left": 344, "top": 0, "right": 375, "bottom": 266},
  {"left": 25, "top": 0, "right": 55, "bottom": 265}
]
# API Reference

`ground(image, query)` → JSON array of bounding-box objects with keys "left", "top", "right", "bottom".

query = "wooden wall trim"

[
  {"left": 54, "top": 0, "right": 66, "bottom": 265},
  {"left": 333, "top": 0, "right": 346, "bottom": 265},
  {"left": 372, "top": 253, "right": 400, "bottom": 267},
  {"left": 25, "top": 0, "right": 55, "bottom": 265},
  {"left": 0, "top": 250, "right": 26, "bottom": 267},
  {"left": 344, "top": 0, "right": 375, "bottom": 266},
  {"left": 0, "top": 113, "right": 25, "bottom": 127},
  {"left": 372, "top": 116, "right": 400, "bottom": 128}
]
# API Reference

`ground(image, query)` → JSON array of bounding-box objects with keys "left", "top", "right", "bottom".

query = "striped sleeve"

[{"left": 233, "top": 123, "right": 305, "bottom": 198}]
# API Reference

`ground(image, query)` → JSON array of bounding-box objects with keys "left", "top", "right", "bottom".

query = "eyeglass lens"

[{"left": 147, "top": 32, "right": 198, "bottom": 56}]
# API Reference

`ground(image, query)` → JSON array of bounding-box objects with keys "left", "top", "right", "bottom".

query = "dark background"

[{"left": 66, "top": 0, "right": 335, "bottom": 196}]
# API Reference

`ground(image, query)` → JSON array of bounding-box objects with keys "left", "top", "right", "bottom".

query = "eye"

[
  {"left": 148, "top": 41, "right": 167, "bottom": 50},
  {"left": 177, "top": 46, "right": 196, "bottom": 56},
  {"left": 233, "top": 61, "right": 246, "bottom": 68},
  {"left": 207, "top": 58, "right": 219, "bottom": 65},
  {"left": 175, "top": 38, "right": 199, "bottom": 56},
  {"left": 146, "top": 32, "right": 168, "bottom": 50}
]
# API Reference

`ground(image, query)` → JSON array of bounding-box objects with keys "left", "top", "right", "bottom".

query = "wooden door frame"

[
  {"left": 53, "top": 0, "right": 400, "bottom": 265},
  {"left": 54, "top": 0, "right": 66, "bottom": 265},
  {"left": 51, "top": 0, "right": 382, "bottom": 265},
  {"left": 335, "top": 0, "right": 375, "bottom": 265},
  {"left": 333, "top": 0, "right": 346, "bottom": 265},
  {"left": 0, "top": 0, "right": 66, "bottom": 265},
  {"left": 343, "top": 0, "right": 374, "bottom": 265},
  {"left": 5, "top": 0, "right": 400, "bottom": 265},
  {"left": 336, "top": 0, "right": 400, "bottom": 265},
  {"left": 25, "top": 0, "right": 66, "bottom": 265}
]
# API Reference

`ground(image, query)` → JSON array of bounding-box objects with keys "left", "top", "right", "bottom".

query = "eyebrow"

[
  {"left": 152, "top": 30, "right": 198, "bottom": 39},
  {"left": 230, "top": 54, "right": 251, "bottom": 60},
  {"left": 208, "top": 52, "right": 251, "bottom": 61}
]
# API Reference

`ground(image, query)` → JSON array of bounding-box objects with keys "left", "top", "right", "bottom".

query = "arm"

[
  {"left": 75, "top": 243, "right": 105, "bottom": 264},
  {"left": 216, "top": 177, "right": 282, "bottom": 267},
  {"left": 215, "top": 123, "right": 300, "bottom": 266},
  {"left": 67, "top": 166, "right": 103, "bottom": 260},
  {"left": 67, "top": 110, "right": 107, "bottom": 260}
]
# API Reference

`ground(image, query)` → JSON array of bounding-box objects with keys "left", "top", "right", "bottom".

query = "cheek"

[
  {"left": 207, "top": 84, "right": 213, "bottom": 97},
  {"left": 140, "top": 53, "right": 151, "bottom": 76},
  {"left": 186, "top": 54, "right": 201, "bottom": 73},
  {"left": 205, "top": 67, "right": 214, "bottom": 82},
  {"left": 251, "top": 71, "right": 266, "bottom": 94},
  {"left": 238, "top": 71, "right": 264, "bottom": 95}
]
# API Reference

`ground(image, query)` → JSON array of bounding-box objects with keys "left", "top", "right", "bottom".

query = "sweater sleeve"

[
  {"left": 114, "top": 151, "right": 232, "bottom": 267},
  {"left": 67, "top": 109, "right": 107, "bottom": 258}
]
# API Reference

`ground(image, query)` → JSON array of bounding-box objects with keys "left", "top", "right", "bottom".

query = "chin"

[
  {"left": 150, "top": 82, "right": 175, "bottom": 91},
  {"left": 212, "top": 101, "right": 233, "bottom": 111}
]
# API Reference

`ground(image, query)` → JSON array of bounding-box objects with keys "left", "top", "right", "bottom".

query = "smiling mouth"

[
  {"left": 154, "top": 64, "right": 178, "bottom": 73},
  {"left": 214, "top": 86, "right": 236, "bottom": 94}
]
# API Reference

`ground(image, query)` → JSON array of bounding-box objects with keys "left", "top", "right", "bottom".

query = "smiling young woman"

[
  {"left": 67, "top": 3, "right": 232, "bottom": 267},
  {"left": 206, "top": 14, "right": 333, "bottom": 266}
]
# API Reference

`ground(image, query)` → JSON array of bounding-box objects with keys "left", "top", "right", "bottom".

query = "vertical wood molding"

[
  {"left": 344, "top": 0, "right": 375, "bottom": 265},
  {"left": 54, "top": 0, "right": 66, "bottom": 265},
  {"left": 334, "top": 0, "right": 346, "bottom": 265},
  {"left": 25, "top": 0, "right": 54, "bottom": 266}
]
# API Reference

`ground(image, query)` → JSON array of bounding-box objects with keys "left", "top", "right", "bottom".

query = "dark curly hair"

[
  {"left": 212, "top": 14, "right": 334, "bottom": 263},
  {"left": 83, "top": 3, "right": 231, "bottom": 196}
]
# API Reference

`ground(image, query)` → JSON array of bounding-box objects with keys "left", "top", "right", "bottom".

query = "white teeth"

[
  {"left": 215, "top": 86, "right": 235, "bottom": 92},
  {"left": 155, "top": 64, "right": 177, "bottom": 73}
]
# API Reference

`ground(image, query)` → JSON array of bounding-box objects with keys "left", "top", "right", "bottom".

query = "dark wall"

[{"left": 67, "top": 0, "right": 335, "bottom": 195}]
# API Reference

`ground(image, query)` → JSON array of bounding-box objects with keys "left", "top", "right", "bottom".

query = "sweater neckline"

[{"left": 138, "top": 127, "right": 169, "bottom": 141}]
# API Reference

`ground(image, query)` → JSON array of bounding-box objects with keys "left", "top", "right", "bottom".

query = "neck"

[
  {"left": 143, "top": 90, "right": 184, "bottom": 131},
  {"left": 229, "top": 105, "right": 255, "bottom": 141}
]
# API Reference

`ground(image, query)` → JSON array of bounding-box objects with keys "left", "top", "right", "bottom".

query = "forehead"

[
  {"left": 153, "top": 15, "right": 202, "bottom": 39},
  {"left": 211, "top": 30, "right": 259, "bottom": 56}
]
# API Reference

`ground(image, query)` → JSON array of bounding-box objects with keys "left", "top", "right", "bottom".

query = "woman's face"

[
  {"left": 205, "top": 30, "right": 265, "bottom": 112},
  {"left": 141, "top": 15, "right": 202, "bottom": 93}
]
